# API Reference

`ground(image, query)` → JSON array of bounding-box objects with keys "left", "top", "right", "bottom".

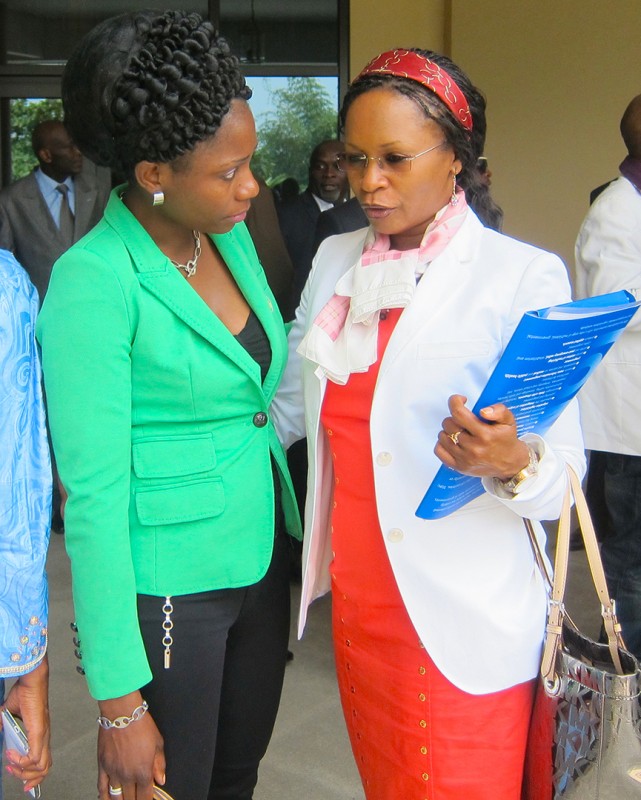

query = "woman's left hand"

[
  {"left": 1, "top": 656, "right": 52, "bottom": 793},
  {"left": 435, "top": 394, "right": 530, "bottom": 480}
]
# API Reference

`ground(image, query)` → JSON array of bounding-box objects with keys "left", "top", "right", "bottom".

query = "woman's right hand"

[{"left": 97, "top": 691, "right": 166, "bottom": 800}]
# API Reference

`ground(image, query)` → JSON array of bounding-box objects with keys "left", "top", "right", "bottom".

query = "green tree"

[
  {"left": 252, "top": 77, "right": 338, "bottom": 188},
  {"left": 9, "top": 98, "right": 63, "bottom": 180}
]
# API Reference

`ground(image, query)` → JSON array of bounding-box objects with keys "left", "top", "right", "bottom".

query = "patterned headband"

[{"left": 354, "top": 49, "right": 473, "bottom": 132}]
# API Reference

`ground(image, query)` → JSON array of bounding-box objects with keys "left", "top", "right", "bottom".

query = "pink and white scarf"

[{"left": 297, "top": 191, "right": 469, "bottom": 384}]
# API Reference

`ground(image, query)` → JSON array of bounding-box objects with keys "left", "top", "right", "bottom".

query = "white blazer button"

[
  {"left": 376, "top": 451, "right": 392, "bottom": 466},
  {"left": 387, "top": 528, "right": 404, "bottom": 542}
]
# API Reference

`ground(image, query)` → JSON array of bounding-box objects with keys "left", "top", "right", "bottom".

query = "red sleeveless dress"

[{"left": 321, "top": 308, "right": 535, "bottom": 800}]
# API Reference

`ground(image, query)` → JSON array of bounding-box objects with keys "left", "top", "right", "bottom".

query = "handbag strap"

[{"left": 525, "top": 465, "right": 625, "bottom": 684}]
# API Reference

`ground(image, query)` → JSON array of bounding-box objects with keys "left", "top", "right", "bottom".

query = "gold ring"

[
  {"left": 448, "top": 430, "right": 462, "bottom": 446},
  {"left": 109, "top": 788, "right": 123, "bottom": 797}
]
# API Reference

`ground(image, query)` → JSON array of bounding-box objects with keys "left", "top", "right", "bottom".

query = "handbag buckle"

[{"left": 543, "top": 674, "right": 561, "bottom": 697}]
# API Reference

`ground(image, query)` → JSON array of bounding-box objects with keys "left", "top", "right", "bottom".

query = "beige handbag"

[{"left": 522, "top": 466, "right": 641, "bottom": 799}]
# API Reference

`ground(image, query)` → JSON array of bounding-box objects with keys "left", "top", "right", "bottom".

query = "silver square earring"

[{"left": 152, "top": 190, "right": 165, "bottom": 207}]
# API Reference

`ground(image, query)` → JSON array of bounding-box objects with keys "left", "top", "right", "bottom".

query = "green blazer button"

[{"left": 253, "top": 412, "right": 268, "bottom": 427}]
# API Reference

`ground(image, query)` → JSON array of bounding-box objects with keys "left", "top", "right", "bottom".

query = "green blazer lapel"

[
  {"left": 105, "top": 193, "right": 285, "bottom": 391},
  {"left": 213, "top": 225, "right": 286, "bottom": 401}
]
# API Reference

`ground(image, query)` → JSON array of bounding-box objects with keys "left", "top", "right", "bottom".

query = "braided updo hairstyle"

[
  {"left": 62, "top": 10, "right": 251, "bottom": 178},
  {"left": 340, "top": 49, "right": 503, "bottom": 231}
]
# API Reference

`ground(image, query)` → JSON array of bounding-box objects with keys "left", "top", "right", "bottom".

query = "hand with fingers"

[
  {"left": 1, "top": 656, "right": 52, "bottom": 794},
  {"left": 97, "top": 691, "right": 166, "bottom": 800},
  {"left": 435, "top": 394, "right": 531, "bottom": 480}
]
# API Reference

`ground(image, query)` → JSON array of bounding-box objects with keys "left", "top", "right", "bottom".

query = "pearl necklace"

[{"left": 171, "top": 230, "right": 201, "bottom": 278}]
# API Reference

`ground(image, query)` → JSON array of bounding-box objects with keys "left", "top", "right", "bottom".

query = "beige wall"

[
  {"left": 349, "top": 0, "right": 446, "bottom": 77},
  {"left": 349, "top": 0, "right": 641, "bottom": 277}
]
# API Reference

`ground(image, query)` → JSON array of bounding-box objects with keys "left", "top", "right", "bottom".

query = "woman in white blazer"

[{"left": 272, "top": 49, "right": 585, "bottom": 800}]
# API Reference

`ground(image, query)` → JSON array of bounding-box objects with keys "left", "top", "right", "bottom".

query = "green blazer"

[{"left": 37, "top": 190, "right": 302, "bottom": 700}]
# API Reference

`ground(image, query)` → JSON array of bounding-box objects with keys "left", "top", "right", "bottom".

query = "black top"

[
  {"left": 235, "top": 309, "right": 272, "bottom": 383},
  {"left": 235, "top": 309, "right": 284, "bottom": 532}
]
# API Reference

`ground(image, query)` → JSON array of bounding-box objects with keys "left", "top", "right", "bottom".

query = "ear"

[
  {"left": 38, "top": 147, "right": 53, "bottom": 165},
  {"left": 133, "top": 161, "right": 171, "bottom": 198}
]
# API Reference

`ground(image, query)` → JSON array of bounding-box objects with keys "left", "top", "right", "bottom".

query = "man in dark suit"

[
  {"left": 0, "top": 120, "right": 109, "bottom": 304},
  {"left": 277, "top": 139, "right": 350, "bottom": 308},
  {"left": 313, "top": 196, "right": 368, "bottom": 253},
  {"left": 245, "top": 178, "right": 295, "bottom": 322}
]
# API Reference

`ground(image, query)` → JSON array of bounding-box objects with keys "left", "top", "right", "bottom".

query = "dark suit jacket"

[
  {"left": 0, "top": 169, "right": 109, "bottom": 303},
  {"left": 276, "top": 189, "right": 323, "bottom": 307},
  {"left": 245, "top": 180, "right": 295, "bottom": 321},
  {"left": 313, "top": 197, "right": 368, "bottom": 253}
]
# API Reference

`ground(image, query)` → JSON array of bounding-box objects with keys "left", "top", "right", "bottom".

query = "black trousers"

[{"left": 137, "top": 531, "right": 291, "bottom": 800}]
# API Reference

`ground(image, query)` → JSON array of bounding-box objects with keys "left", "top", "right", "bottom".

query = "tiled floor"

[{"left": 4, "top": 523, "right": 600, "bottom": 800}]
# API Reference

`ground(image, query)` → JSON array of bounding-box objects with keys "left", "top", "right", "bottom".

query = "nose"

[
  {"left": 359, "top": 158, "right": 387, "bottom": 193},
  {"left": 240, "top": 168, "right": 260, "bottom": 200}
]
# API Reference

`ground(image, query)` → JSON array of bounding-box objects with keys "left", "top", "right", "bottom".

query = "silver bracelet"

[{"left": 97, "top": 700, "right": 149, "bottom": 730}]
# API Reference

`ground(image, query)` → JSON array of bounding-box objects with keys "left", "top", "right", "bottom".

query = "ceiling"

[{"left": 2, "top": 0, "right": 337, "bottom": 20}]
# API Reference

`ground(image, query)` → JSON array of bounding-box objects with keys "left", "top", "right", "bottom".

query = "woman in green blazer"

[{"left": 36, "top": 11, "right": 301, "bottom": 800}]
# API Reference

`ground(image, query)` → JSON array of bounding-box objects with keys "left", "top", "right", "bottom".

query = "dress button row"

[{"left": 252, "top": 411, "right": 268, "bottom": 427}]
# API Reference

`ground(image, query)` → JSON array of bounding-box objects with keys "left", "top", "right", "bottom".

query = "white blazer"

[
  {"left": 575, "top": 176, "right": 641, "bottom": 455},
  {"left": 272, "top": 210, "right": 586, "bottom": 694}
]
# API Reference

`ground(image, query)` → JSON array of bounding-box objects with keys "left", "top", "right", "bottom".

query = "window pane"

[
  {"left": 9, "top": 97, "right": 62, "bottom": 180},
  {"left": 248, "top": 75, "right": 339, "bottom": 188},
  {"left": 1, "top": 2, "right": 209, "bottom": 65},
  {"left": 221, "top": 0, "right": 338, "bottom": 64}
]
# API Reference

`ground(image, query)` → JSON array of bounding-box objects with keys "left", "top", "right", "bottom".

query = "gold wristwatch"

[{"left": 498, "top": 445, "right": 540, "bottom": 495}]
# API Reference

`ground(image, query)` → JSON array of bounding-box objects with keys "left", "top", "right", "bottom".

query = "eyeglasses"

[
  {"left": 310, "top": 159, "right": 342, "bottom": 173},
  {"left": 337, "top": 141, "right": 447, "bottom": 175}
]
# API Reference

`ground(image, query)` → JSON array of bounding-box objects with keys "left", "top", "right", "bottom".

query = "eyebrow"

[
  {"left": 220, "top": 149, "right": 257, "bottom": 168},
  {"left": 344, "top": 140, "right": 405, "bottom": 149}
]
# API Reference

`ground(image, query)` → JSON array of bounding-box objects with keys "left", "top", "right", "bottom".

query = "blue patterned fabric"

[
  {"left": 0, "top": 249, "right": 51, "bottom": 677},
  {"left": 0, "top": 677, "right": 3, "bottom": 800}
]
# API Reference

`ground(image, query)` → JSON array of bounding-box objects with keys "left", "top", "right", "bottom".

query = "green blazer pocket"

[
  {"left": 132, "top": 433, "right": 217, "bottom": 479},
  {"left": 135, "top": 477, "right": 225, "bottom": 526}
]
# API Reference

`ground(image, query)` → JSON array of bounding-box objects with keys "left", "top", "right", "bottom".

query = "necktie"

[{"left": 56, "top": 183, "right": 75, "bottom": 246}]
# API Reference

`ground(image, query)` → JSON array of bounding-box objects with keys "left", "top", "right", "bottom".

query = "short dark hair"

[
  {"left": 340, "top": 49, "right": 503, "bottom": 230},
  {"left": 31, "top": 120, "right": 65, "bottom": 158},
  {"left": 62, "top": 10, "right": 251, "bottom": 176},
  {"left": 620, "top": 94, "right": 641, "bottom": 160}
]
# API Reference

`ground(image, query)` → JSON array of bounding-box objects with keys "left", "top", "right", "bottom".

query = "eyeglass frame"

[
  {"left": 309, "top": 158, "right": 343, "bottom": 174},
  {"left": 336, "top": 141, "right": 448, "bottom": 175}
]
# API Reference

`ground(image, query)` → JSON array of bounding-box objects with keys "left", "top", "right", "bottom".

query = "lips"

[
  {"left": 362, "top": 205, "right": 394, "bottom": 220},
  {"left": 228, "top": 207, "right": 250, "bottom": 223}
]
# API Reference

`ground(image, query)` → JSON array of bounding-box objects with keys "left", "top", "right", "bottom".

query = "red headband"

[{"left": 354, "top": 49, "right": 473, "bottom": 132}]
